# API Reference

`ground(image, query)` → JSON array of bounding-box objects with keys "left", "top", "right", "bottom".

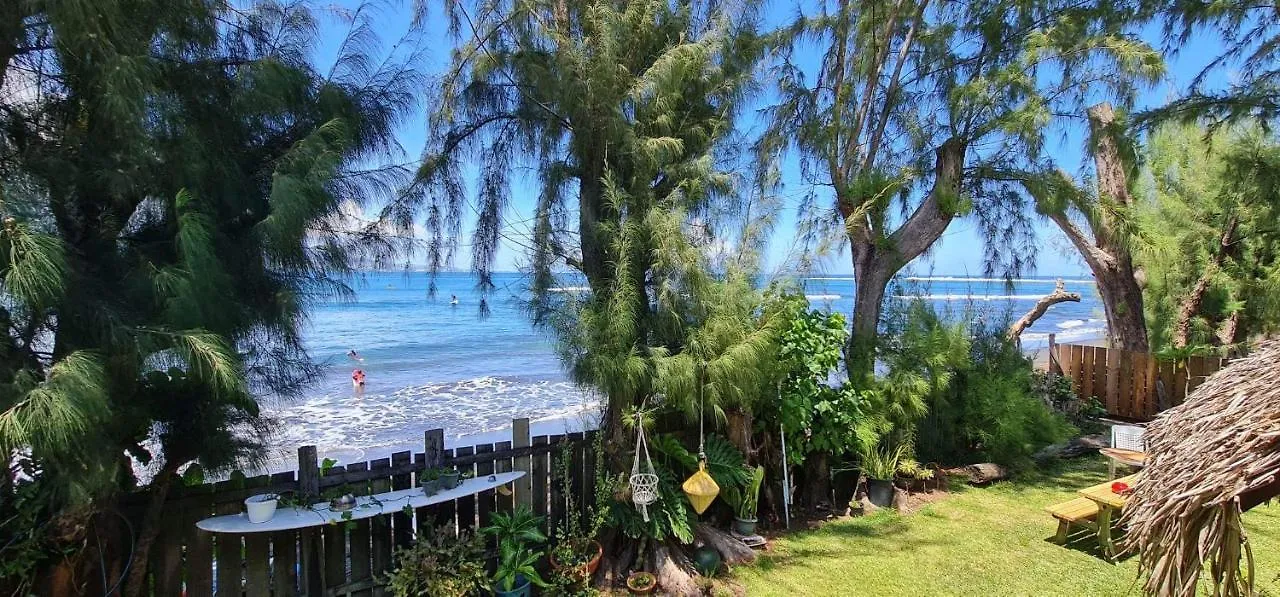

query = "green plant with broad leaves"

[
  {"left": 482, "top": 505, "right": 549, "bottom": 592},
  {"left": 385, "top": 524, "right": 486, "bottom": 597},
  {"left": 482, "top": 505, "right": 547, "bottom": 550}
]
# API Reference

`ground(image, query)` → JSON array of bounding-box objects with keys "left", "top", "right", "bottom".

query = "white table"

[{"left": 197, "top": 471, "right": 525, "bottom": 533}]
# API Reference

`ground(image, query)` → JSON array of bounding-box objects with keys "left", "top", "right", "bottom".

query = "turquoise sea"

[{"left": 261, "top": 271, "right": 1103, "bottom": 467}]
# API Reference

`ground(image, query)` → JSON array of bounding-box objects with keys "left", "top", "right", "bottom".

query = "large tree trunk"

[
  {"left": 843, "top": 138, "right": 967, "bottom": 379},
  {"left": 123, "top": 463, "right": 182, "bottom": 596},
  {"left": 1041, "top": 103, "right": 1149, "bottom": 353}
]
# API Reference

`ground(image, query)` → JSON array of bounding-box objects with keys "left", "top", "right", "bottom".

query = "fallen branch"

[
  {"left": 1008, "top": 279, "right": 1081, "bottom": 341},
  {"left": 695, "top": 524, "right": 756, "bottom": 565}
]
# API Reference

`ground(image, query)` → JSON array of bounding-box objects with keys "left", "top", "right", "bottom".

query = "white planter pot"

[{"left": 245, "top": 494, "right": 278, "bottom": 524}]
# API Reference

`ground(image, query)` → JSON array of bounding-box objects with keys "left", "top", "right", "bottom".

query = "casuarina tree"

[
  {"left": 757, "top": 0, "right": 1160, "bottom": 377},
  {"left": 0, "top": 1, "right": 420, "bottom": 592}
]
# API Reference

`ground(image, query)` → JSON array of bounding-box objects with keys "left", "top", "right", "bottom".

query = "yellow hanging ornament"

[
  {"left": 683, "top": 359, "right": 719, "bottom": 515},
  {"left": 682, "top": 459, "right": 720, "bottom": 514}
]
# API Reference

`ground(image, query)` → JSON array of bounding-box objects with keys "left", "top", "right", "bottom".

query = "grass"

[{"left": 735, "top": 457, "right": 1280, "bottom": 596}]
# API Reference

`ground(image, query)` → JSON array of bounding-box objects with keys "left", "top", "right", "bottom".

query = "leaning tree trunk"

[
  {"left": 1173, "top": 216, "right": 1238, "bottom": 350},
  {"left": 1040, "top": 103, "right": 1149, "bottom": 353},
  {"left": 842, "top": 138, "right": 967, "bottom": 379}
]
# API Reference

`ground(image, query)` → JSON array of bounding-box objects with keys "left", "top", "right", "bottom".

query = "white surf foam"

[
  {"left": 548, "top": 286, "right": 590, "bottom": 293},
  {"left": 904, "top": 276, "right": 1096, "bottom": 284},
  {"left": 1057, "top": 319, "right": 1086, "bottom": 329},
  {"left": 894, "top": 294, "right": 1049, "bottom": 301},
  {"left": 805, "top": 294, "right": 841, "bottom": 300}
]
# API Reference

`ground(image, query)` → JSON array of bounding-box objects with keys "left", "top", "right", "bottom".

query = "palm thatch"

[{"left": 1124, "top": 339, "right": 1280, "bottom": 597}]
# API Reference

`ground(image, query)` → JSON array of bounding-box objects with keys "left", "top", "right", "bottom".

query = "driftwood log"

[
  {"left": 650, "top": 541, "right": 699, "bottom": 597},
  {"left": 946, "top": 463, "right": 1008, "bottom": 484},
  {"left": 695, "top": 524, "right": 756, "bottom": 565},
  {"left": 1008, "top": 279, "right": 1081, "bottom": 341}
]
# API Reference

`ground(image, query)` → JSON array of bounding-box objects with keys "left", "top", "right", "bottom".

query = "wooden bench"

[{"left": 1046, "top": 497, "right": 1100, "bottom": 544}]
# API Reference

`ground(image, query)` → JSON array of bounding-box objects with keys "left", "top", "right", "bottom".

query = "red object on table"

[{"left": 1111, "top": 481, "right": 1129, "bottom": 493}]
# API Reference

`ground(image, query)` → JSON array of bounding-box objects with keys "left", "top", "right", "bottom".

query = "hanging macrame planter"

[
  {"left": 629, "top": 414, "right": 659, "bottom": 522},
  {"left": 682, "top": 361, "right": 719, "bottom": 515}
]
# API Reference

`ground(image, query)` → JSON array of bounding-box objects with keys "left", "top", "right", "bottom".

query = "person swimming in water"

[
  {"left": 352, "top": 369, "right": 366, "bottom": 392},
  {"left": 450, "top": 294, "right": 459, "bottom": 306},
  {"left": 347, "top": 349, "right": 363, "bottom": 362}
]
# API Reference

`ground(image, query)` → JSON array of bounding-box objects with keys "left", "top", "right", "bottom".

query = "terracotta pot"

[
  {"left": 551, "top": 539, "right": 603, "bottom": 576},
  {"left": 626, "top": 572, "right": 657, "bottom": 595}
]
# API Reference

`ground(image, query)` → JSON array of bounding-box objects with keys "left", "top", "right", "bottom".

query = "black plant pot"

[{"left": 866, "top": 478, "right": 895, "bottom": 508}]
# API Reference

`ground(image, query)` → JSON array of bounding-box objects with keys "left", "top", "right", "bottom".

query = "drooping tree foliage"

[
  {"left": 404, "top": 0, "right": 771, "bottom": 457},
  {"left": 1136, "top": 124, "right": 1280, "bottom": 354},
  {"left": 1140, "top": 0, "right": 1280, "bottom": 126},
  {"left": 756, "top": 0, "right": 1161, "bottom": 378},
  {"left": 0, "top": 1, "right": 420, "bottom": 592}
]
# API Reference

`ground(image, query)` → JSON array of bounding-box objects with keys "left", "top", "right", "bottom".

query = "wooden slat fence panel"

[
  {"left": 137, "top": 421, "right": 589, "bottom": 596},
  {"left": 1051, "top": 343, "right": 1232, "bottom": 421}
]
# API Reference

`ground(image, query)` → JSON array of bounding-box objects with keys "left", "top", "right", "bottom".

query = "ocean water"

[{"left": 261, "top": 272, "right": 1103, "bottom": 467}]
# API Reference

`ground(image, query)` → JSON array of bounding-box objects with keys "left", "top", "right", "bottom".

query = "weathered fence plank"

[
  {"left": 454, "top": 445, "right": 476, "bottom": 530},
  {"left": 1051, "top": 343, "right": 1232, "bottom": 421},
  {"left": 367, "top": 457, "right": 393, "bottom": 597},
  {"left": 531, "top": 435, "right": 549, "bottom": 522}
]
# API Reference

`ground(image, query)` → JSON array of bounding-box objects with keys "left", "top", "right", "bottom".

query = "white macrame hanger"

[{"left": 629, "top": 411, "right": 659, "bottom": 521}]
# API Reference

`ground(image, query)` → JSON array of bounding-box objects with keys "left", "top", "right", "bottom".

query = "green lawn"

[{"left": 735, "top": 457, "right": 1280, "bottom": 596}]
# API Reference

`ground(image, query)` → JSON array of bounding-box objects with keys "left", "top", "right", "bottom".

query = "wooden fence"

[
  {"left": 1049, "top": 337, "right": 1228, "bottom": 421},
  {"left": 136, "top": 419, "right": 597, "bottom": 596}
]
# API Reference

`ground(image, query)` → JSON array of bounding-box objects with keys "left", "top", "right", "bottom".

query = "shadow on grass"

[{"left": 1047, "top": 529, "right": 1135, "bottom": 563}]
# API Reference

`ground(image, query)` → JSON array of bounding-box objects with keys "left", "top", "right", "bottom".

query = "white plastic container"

[{"left": 245, "top": 494, "right": 278, "bottom": 524}]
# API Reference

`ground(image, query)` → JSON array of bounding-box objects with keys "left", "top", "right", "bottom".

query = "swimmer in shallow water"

[
  {"left": 352, "top": 369, "right": 366, "bottom": 393},
  {"left": 450, "top": 294, "right": 459, "bottom": 306},
  {"left": 347, "top": 349, "right": 364, "bottom": 362}
]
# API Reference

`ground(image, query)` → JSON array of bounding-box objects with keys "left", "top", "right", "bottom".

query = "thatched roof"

[{"left": 1124, "top": 339, "right": 1280, "bottom": 597}]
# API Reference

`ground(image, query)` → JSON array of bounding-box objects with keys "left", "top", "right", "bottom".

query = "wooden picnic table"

[
  {"left": 1098, "top": 447, "right": 1146, "bottom": 479},
  {"left": 1078, "top": 473, "right": 1139, "bottom": 559}
]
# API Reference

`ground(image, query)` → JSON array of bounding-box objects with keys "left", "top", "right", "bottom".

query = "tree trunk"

[
  {"left": 725, "top": 408, "right": 753, "bottom": 462},
  {"left": 1173, "top": 216, "right": 1237, "bottom": 349},
  {"left": 124, "top": 462, "right": 181, "bottom": 597},
  {"left": 1008, "top": 280, "right": 1081, "bottom": 341},
  {"left": 1040, "top": 103, "right": 1148, "bottom": 353},
  {"left": 847, "top": 245, "right": 890, "bottom": 380},
  {"left": 843, "top": 138, "right": 967, "bottom": 379},
  {"left": 650, "top": 542, "right": 699, "bottom": 597},
  {"left": 803, "top": 451, "right": 831, "bottom": 511}
]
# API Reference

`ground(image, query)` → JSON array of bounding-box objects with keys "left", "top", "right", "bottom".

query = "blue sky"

[{"left": 313, "top": 1, "right": 1227, "bottom": 278}]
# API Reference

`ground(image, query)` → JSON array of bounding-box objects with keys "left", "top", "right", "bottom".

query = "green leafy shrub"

[
  {"left": 884, "top": 301, "right": 1075, "bottom": 468},
  {"left": 386, "top": 524, "right": 486, "bottom": 597}
]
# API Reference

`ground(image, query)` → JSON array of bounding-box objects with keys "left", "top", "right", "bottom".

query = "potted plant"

[
  {"left": 439, "top": 467, "right": 462, "bottom": 490},
  {"left": 732, "top": 465, "right": 764, "bottom": 535},
  {"left": 548, "top": 445, "right": 605, "bottom": 577},
  {"left": 244, "top": 493, "right": 278, "bottom": 523},
  {"left": 386, "top": 523, "right": 486, "bottom": 597},
  {"left": 420, "top": 468, "right": 442, "bottom": 496},
  {"left": 482, "top": 505, "right": 548, "bottom": 596},
  {"left": 860, "top": 441, "right": 907, "bottom": 508},
  {"left": 626, "top": 571, "right": 658, "bottom": 594}
]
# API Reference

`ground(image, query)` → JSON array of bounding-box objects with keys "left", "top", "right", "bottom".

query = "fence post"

[
  {"left": 425, "top": 428, "right": 445, "bottom": 469},
  {"left": 297, "top": 446, "right": 324, "bottom": 595},
  {"left": 514, "top": 418, "right": 532, "bottom": 509},
  {"left": 1047, "top": 333, "right": 1057, "bottom": 376}
]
